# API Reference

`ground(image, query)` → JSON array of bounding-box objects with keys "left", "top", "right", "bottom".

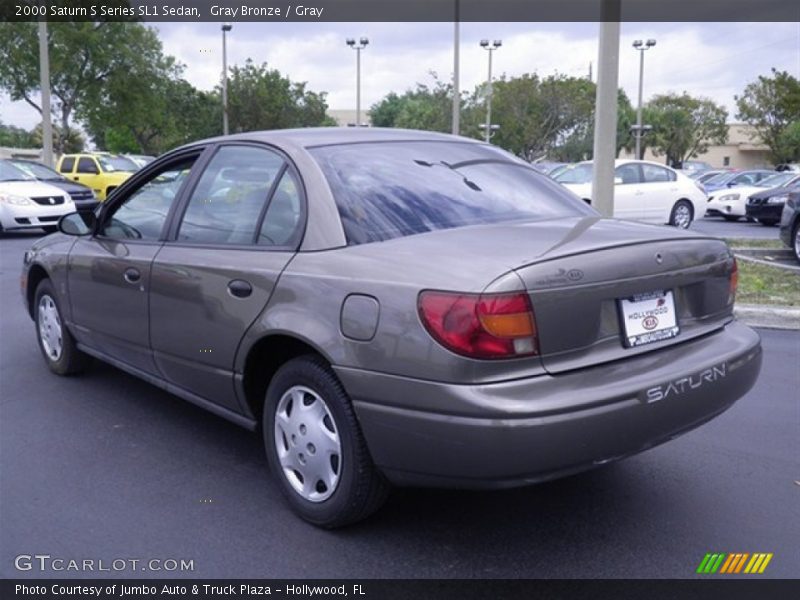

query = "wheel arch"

[
  {"left": 26, "top": 263, "right": 50, "bottom": 318},
  {"left": 239, "top": 333, "right": 333, "bottom": 423}
]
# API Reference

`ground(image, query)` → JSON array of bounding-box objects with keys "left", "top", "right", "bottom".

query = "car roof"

[{"left": 181, "top": 127, "right": 485, "bottom": 152}]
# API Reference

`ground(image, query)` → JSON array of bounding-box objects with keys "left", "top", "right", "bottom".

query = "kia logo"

[{"left": 642, "top": 316, "right": 659, "bottom": 330}]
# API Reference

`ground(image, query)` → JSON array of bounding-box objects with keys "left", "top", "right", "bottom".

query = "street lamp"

[
  {"left": 480, "top": 39, "right": 501, "bottom": 143},
  {"left": 221, "top": 23, "right": 232, "bottom": 136},
  {"left": 632, "top": 38, "right": 656, "bottom": 160},
  {"left": 346, "top": 37, "right": 369, "bottom": 127}
]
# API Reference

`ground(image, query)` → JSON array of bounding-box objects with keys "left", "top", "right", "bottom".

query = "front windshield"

[
  {"left": 96, "top": 155, "right": 137, "bottom": 172},
  {"left": 554, "top": 163, "right": 593, "bottom": 184},
  {"left": 311, "top": 141, "right": 595, "bottom": 245},
  {"left": 10, "top": 160, "right": 62, "bottom": 180},
  {"left": 704, "top": 172, "right": 736, "bottom": 185},
  {"left": 756, "top": 173, "right": 793, "bottom": 188},
  {"left": 0, "top": 161, "right": 35, "bottom": 182}
]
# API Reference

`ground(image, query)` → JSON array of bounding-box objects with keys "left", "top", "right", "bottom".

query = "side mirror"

[
  {"left": 58, "top": 211, "right": 97, "bottom": 236},
  {"left": 614, "top": 177, "right": 624, "bottom": 185}
]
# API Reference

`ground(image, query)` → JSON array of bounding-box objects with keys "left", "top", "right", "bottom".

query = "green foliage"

[
  {"left": 0, "top": 120, "right": 36, "bottom": 148},
  {"left": 369, "top": 73, "right": 460, "bottom": 133},
  {"left": 736, "top": 69, "right": 800, "bottom": 163},
  {"left": 645, "top": 92, "right": 728, "bottom": 167},
  {"left": 226, "top": 60, "right": 332, "bottom": 132},
  {"left": 30, "top": 122, "right": 84, "bottom": 153}
]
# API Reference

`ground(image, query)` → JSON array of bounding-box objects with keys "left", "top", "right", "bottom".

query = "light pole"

[
  {"left": 38, "top": 20, "right": 53, "bottom": 167},
  {"left": 480, "top": 39, "right": 501, "bottom": 143},
  {"left": 452, "top": 0, "right": 460, "bottom": 135},
  {"left": 346, "top": 37, "right": 369, "bottom": 127},
  {"left": 221, "top": 23, "right": 232, "bottom": 136},
  {"left": 632, "top": 38, "right": 656, "bottom": 160}
]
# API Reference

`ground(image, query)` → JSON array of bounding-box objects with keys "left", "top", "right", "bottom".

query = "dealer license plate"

[{"left": 619, "top": 290, "right": 680, "bottom": 348}]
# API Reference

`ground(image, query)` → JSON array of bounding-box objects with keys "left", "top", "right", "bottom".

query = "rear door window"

[
  {"left": 59, "top": 157, "right": 75, "bottom": 174},
  {"left": 615, "top": 163, "right": 642, "bottom": 184},
  {"left": 176, "top": 145, "right": 285, "bottom": 245},
  {"left": 76, "top": 157, "right": 99, "bottom": 174},
  {"left": 641, "top": 164, "right": 675, "bottom": 183}
]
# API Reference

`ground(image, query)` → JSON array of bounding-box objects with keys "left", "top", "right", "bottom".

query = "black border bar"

[{"left": 3, "top": 0, "right": 800, "bottom": 22}]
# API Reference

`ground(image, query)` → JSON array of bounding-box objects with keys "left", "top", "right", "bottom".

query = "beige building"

[
  {"left": 327, "top": 109, "right": 371, "bottom": 128},
  {"left": 0, "top": 146, "right": 42, "bottom": 160},
  {"left": 620, "top": 123, "right": 772, "bottom": 169}
]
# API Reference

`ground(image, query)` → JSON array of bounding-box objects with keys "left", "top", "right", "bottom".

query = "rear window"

[{"left": 310, "top": 141, "right": 593, "bottom": 245}]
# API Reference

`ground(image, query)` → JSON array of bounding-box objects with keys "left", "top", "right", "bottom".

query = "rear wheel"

[
  {"left": 669, "top": 200, "right": 693, "bottom": 229},
  {"left": 263, "top": 355, "right": 389, "bottom": 528},
  {"left": 793, "top": 222, "right": 800, "bottom": 264},
  {"left": 34, "top": 279, "right": 91, "bottom": 375}
]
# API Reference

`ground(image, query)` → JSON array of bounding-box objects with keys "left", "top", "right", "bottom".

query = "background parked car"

[
  {"left": 554, "top": 159, "right": 706, "bottom": 228},
  {"left": 706, "top": 172, "right": 800, "bottom": 222},
  {"left": 702, "top": 169, "right": 774, "bottom": 194},
  {"left": 678, "top": 160, "right": 713, "bottom": 174},
  {"left": 56, "top": 152, "right": 137, "bottom": 201},
  {"left": 775, "top": 163, "right": 800, "bottom": 173},
  {"left": 690, "top": 168, "right": 735, "bottom": 183},
  {"left": 746, "top": 175, "right": 800, "bottom": 226},
  {"left": 779, "top": 190, "right": 800, "bottom": 263},
  {"left": 6, "top": 158, "right": 98, "bottom": 210},
  {"left": 125, "top": 154, "right": 156, "bottom": 169},
  {"left": 0, "top": 160, "right": 76, "bottom": 234}
]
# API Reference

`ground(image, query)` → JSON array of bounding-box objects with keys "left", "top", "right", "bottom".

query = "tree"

[
  {"left": 0, "top": 120, "right": 36, "bottom": 148},
  {"left": 226, "top": 60, "right": 334, "bottom": 132},
  {"left": 30, "top": 122, "right": 84, "bottom": 153},
  {"left": 645, "top": 93, "right": 728, "bottom": 167},
  {"left": 368, "top": 73, "right": 462, "bottom": 133},
  {"left": 0, "top": 22, "right": 171, "bottom": 155},
  {"left": 736, "top": 69, "right": 800, "bottom": 163}
]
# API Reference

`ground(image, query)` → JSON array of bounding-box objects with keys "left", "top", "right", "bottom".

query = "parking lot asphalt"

[
  {"left": 1, "top": 231, "right": 798, "bottom": 579},
  {"left": 693, "top": 216, "right": 783, "bottom": 240}
]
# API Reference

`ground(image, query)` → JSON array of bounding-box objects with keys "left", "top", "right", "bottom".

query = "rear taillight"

[
  {"left": 728, "top": 257, "right": 738, "bottom": 305},
  {"left": 418, "top": 291, "right": 538, "bottom": 359}
]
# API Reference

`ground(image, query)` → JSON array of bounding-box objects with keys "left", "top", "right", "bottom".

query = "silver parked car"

[{"left": 22, "top": 129, "right": 762, "bottom": 527}]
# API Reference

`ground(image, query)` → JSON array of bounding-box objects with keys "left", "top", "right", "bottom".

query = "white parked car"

[
  {"left": 554, "top": 159, "right": 707, "bottom": 229},
  {"left": 706, "top": 172, "right": 800, "bottom": 221},
  {"left": 0, "top": 161, "right": 76, "bottom": 234}
]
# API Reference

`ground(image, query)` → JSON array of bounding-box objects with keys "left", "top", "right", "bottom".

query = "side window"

[
  {"left": 59, "top": 157, "right": 75, "bottom": 173},
  {"left": 100, "top": 158, "right": 197, "bottom": 241},
  {"left": 76, "top": 157, "right": 99, "bottom": 174},
  {"left": 257, "top": 170, "right": 303, "bottom": 246},
  {"left": 641, "top": 164, "right": 673, "bottom": 183},
  {"left": 615, "top": 163, "right": 641, "bottom": 185},
  {"left": 177, "top": 145, "right": 284, "bottom": 245}
]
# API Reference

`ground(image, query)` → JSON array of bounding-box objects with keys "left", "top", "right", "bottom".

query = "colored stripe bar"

[
  {"left": 710, "top": 554, "right": 726, "bottom": 573},
  {"left": 719, "top": 554, "right": 736, "bottom": 574},
  {"left": 758, "top": 554, "right": 773, "bottom": 573},
  {"left": 744, "top": 554, "right": 760, "bottom": 573},
  {"left": 734, "top": 553, "right": 749, "bottom": 573},
  {"left": 697, "top": 554, "right": 713, "bottom": 574}
]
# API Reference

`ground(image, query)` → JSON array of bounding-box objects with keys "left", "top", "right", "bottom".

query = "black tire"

[
  {"left": 42, "top": 226, "right": 57, "bottom": 234},
  {"left": 793, "top": 222, "right": 800, "bottom": 264},
  {"left": 34, "top": 279, "right": 91, "bottom": 376},
  {"left": 722, "top": 215, "right": 740, "bottom": 222},
  {"left": 669, "top": 200, "right": 694, "bottom": 229},
  {"left": 758, "top": 219, "right": 778, "bottom": 227},
  {"left": 263, "top": 355, "right": 389, "bottom": 528}
]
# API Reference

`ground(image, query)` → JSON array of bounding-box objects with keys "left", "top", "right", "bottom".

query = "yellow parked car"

[{"left": 56, "top": 153, "right": 137, "bottom": 201}]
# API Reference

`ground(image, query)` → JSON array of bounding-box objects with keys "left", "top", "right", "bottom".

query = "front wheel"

[
  {"left": 263, "top": 355, "right": 389, "bottom": 528},
  {"left": 669, "top": 200, "right": 694, "bottom": 229},
  {"left": 34, "top": 279, "right": 91, "bottom": 375},
  {"left": 793, "top": 223, "right": 800, "bottom": 264}
]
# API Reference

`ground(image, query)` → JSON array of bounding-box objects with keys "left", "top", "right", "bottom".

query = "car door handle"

[
  {"left": 123, "top": 268, "right": 141, "bottom": 284},
  {"left": 228, "top": 279, "right": 252, "bottom": 298},
  {"left": 74, "top": 177, "right": 80, "bottom": 181}
]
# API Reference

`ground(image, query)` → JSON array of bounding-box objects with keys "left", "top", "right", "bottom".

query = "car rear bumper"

[{"left": 336, "top": 321, "right": 762, "bottom": 489}]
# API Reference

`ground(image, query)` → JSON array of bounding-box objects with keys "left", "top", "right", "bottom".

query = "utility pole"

[
  {"left": 591, "top": 0, "right": 621, "bottom": 218},
  {"left": 452, "top": 0, "right": 460, "bottom": 135},
  {"left": 38, "top": 20, "right": 53, "bottom": 167},
  {"left": 221, "top": 23, "right": 232, "bottom": 135}
]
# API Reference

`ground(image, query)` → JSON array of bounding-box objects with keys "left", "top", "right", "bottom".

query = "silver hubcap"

[
  {"left": 274, "top": 385, "right": 341, "bottom": 502},
  {"left": 38, "top": 295, "right": 63, "bottom": 361},
  {"left": 673, "top": 204, "right": 691, "bottom": 228}
]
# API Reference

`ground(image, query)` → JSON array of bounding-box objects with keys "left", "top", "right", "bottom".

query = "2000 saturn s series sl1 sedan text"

[{"left": 21, "top": 128, "right": 763, "bottom": 527}]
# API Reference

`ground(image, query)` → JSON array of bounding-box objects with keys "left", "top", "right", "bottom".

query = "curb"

[
  {"left": 734, "top": 304, "right": 800, "bottom": 330},
  {"left": 732, "top": 248, "right": 800, "bottom": 273}
]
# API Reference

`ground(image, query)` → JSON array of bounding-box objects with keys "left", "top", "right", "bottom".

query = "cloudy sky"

[{"left": 2, "top": 21, "right": 798, "bottom": 131}]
